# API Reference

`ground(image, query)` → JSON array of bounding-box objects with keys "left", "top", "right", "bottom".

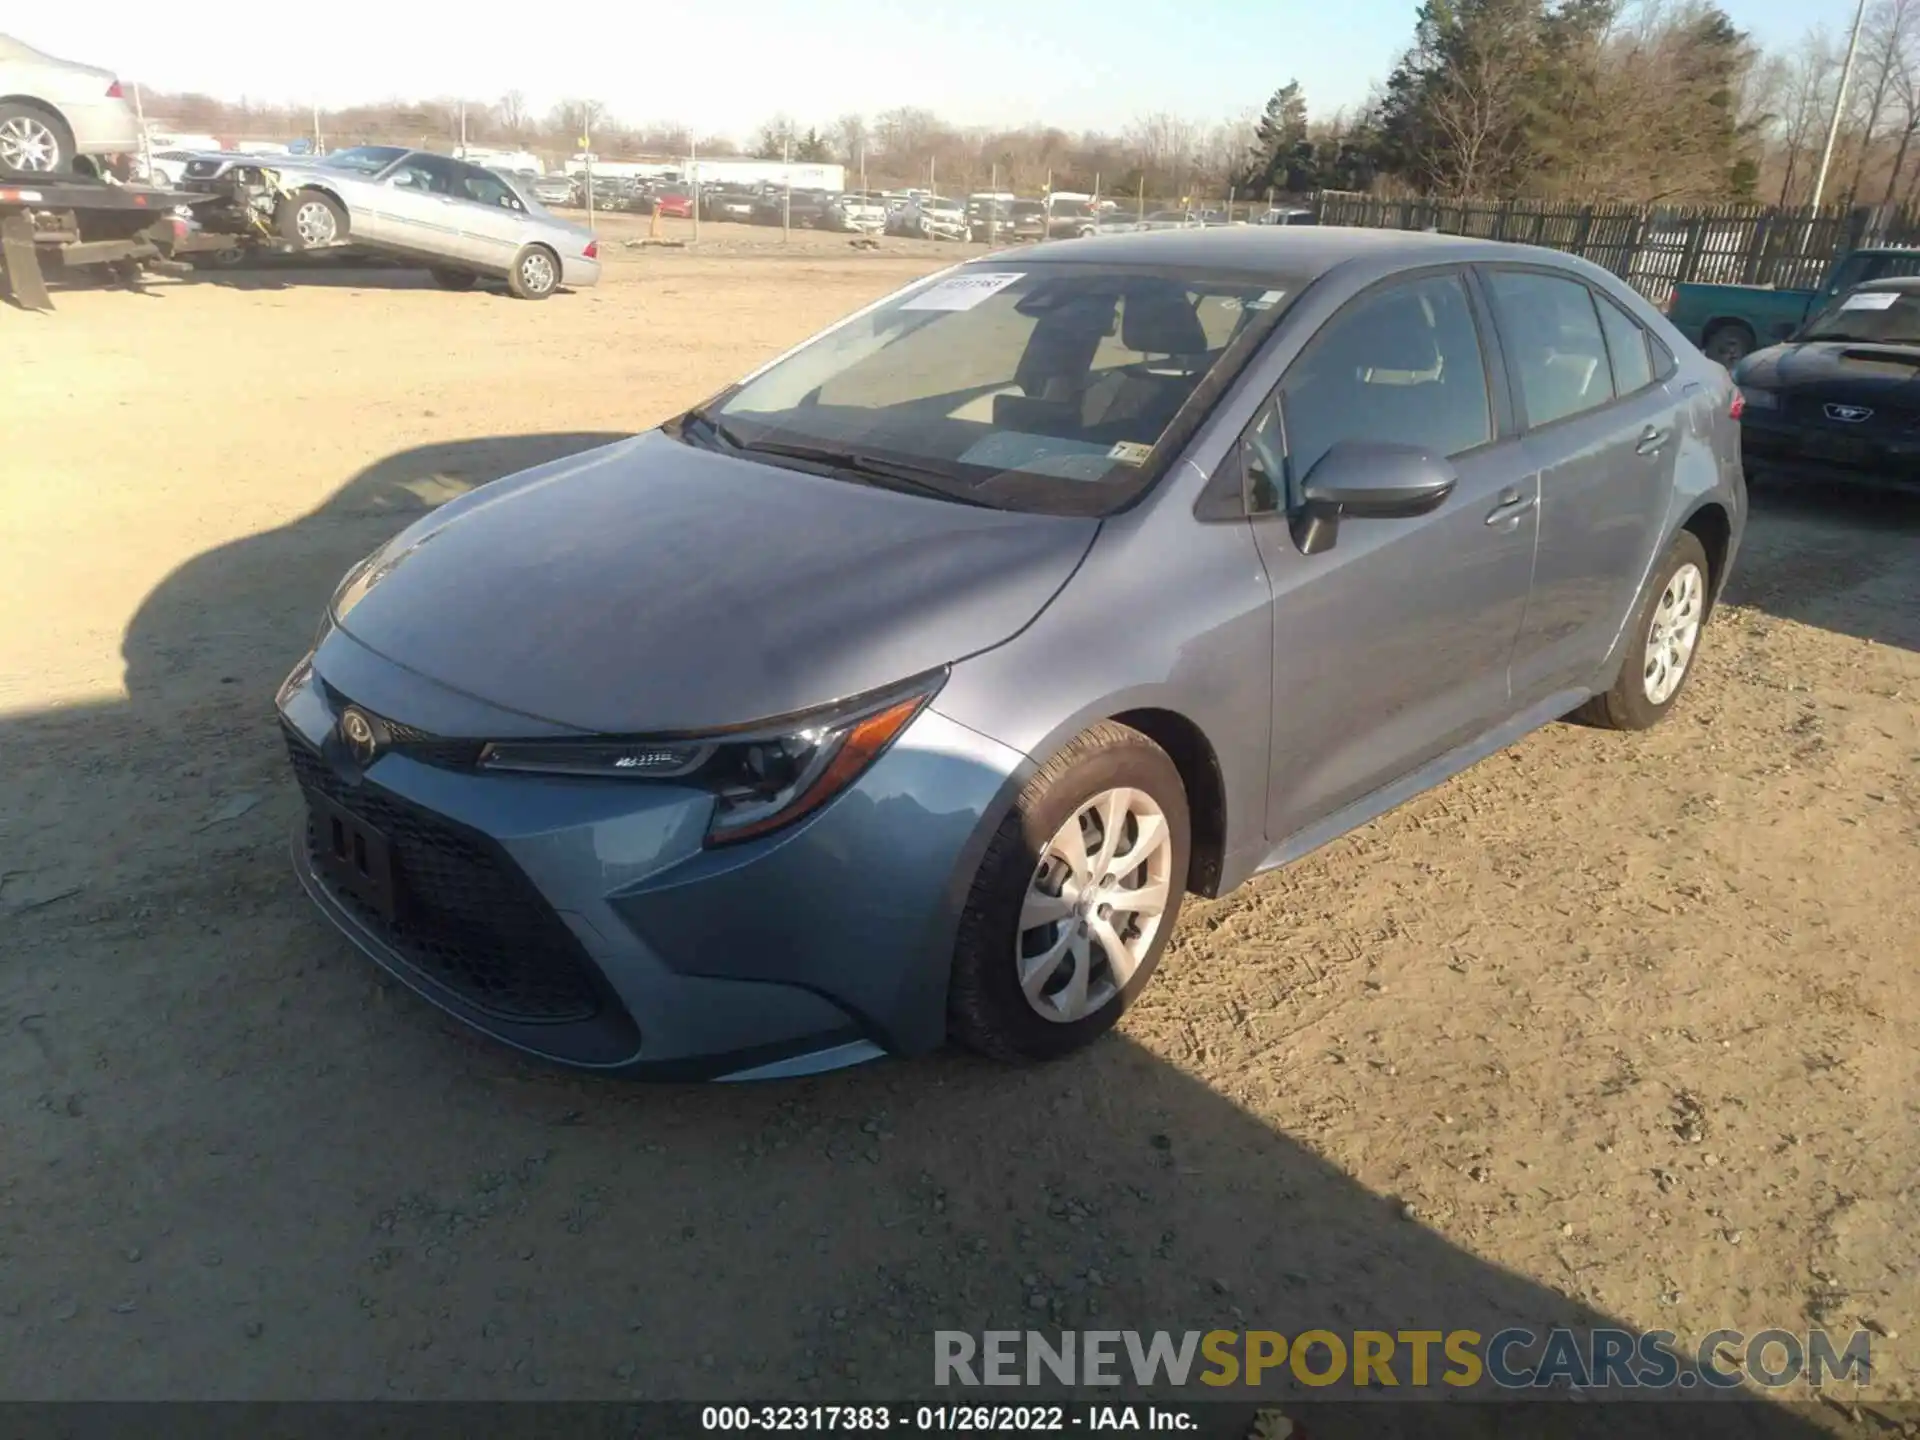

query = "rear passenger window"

[
  {"left": 1595, "top": 292, "right": 1655, "bottom": 394},
  {"left": 1278, "top": 273, "right": 1492, "bottom": 486},
  {"left": 1484, "top": 270, "right": 1616, "bottom": 427}
]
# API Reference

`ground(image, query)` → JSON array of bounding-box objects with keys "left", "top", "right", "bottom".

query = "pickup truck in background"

[{"left": 1664, "top": 246, "right": 1920, "bottom": 367}]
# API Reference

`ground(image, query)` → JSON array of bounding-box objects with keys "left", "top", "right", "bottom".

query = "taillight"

[
  {"left": 106, "top": 80, "right": 124, "bottom": 98},
  {"left": 583, "top": 239, "right": 598, "bottom": 259},
  {"left": 1729, "top": 389, "right": 1745, "bottom": 420}
]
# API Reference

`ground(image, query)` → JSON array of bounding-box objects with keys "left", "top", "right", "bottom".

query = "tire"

[
  {"left": 1571, "top": 530, "right": 1712, "bottom": 731},
  {"left": 278, "top": 189, "right": 347, "bottom": 249},
  {"left": 430, "top": 267, "right": 478, "bottom": 291},
  {"left": 507, "top": 245, "right": 559, "bottom": 300},
  {"left": 203, "top": 245, "right": 248, "bottom": 270},
  {"left": 948, "top": 721, "right": 1191, "bottom": 1062},
  {"left": 1701, "top": 321, "right": 1756, "bottom": 369},
  {"left": 0, "top": 101, "right": 74, "bottom": 173}
]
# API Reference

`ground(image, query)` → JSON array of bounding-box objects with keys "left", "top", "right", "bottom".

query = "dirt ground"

[{"left": 2, "top": 217, "right": 1918, "bottom": 1425}]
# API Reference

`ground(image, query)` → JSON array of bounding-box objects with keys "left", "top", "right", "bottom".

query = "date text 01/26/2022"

[{"left": 700, "top": 1405, "right": 1197, "bottom": 1432}]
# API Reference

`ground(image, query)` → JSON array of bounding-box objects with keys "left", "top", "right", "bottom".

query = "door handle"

[
  {"left": 1636, "top": 424, "right": 1670, "bottom": 455},
  {"left": 1485, "top": 492, "right": 1537, "bottom": 527}
]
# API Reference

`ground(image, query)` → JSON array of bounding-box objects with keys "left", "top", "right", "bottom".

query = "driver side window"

[
  {"left": 1277, "top": 272, "right": 1493, "bottom": 491},
  {"left": 390, "top": 157, "right": 455, "bottom": 195}
]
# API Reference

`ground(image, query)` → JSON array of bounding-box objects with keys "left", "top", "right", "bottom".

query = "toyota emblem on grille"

[
  {"left": 1825, "top": 403, "right": 1873, "bottom": 423},
  {"left": 339, "top": 706, "right": 380, "bottom": 764}
]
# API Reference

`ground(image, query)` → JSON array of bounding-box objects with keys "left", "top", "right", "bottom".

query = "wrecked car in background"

[{"left": 178, "top": 144, "right": 599, "bottom": 299}]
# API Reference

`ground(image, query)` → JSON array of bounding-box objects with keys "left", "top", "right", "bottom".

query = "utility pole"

[
  {"left": 1811, "top": 0, "right": 1871, "bottom": 211},
  {"left": 783, "top": 133, "right": 792, "bottom": 242},
  {"left": 132, "top": 82, "right": 149, "bottom": 181},
  {"left": 458, "top": 100, "right": 467, "bottom": 155},
  {"left": 312, "top": 102, "right": 322, "bottom": 155},
  {"left": 583, "top": 105, "right": 594, "bottom": 231},
  {"left": 691, "top": 135, "right": 700, "bottom": 243},
  {"left": 989, "top": 161, "right": 998, "bottom": 245}
]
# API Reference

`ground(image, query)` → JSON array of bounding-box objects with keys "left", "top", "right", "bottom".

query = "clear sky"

[{"left": 22, "top": 0, "right": 1835, "bottom": 141}]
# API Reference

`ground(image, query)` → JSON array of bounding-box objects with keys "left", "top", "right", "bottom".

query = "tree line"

[{"left": 138, "top": 0, "right": 1920, "bottom": 208}]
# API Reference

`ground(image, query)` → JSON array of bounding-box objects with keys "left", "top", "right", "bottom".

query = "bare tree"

[
  {"left": 1772, "top": 36, "right": 1841, "bottom": 203},
  {"left": 494, "top": 90, "right": 531, "bottom": 147},
  {"left": 1842, "top": 0, "right": 1917, "bottom": 204},
  {"left": 832, "top": 114, "right": 869, "bottom": 166}
]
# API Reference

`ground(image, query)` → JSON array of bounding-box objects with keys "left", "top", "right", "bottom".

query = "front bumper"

[
  {"left": 1742, "top": 412, "right": 1920, "bottom": 492},
  {"left": 276, "top": 643, "right": 1027, "bottom": 1078}
]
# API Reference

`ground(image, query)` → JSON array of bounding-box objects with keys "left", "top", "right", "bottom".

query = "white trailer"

[{"left": 685, "top": 159, "right": 846, "bottom": 191}]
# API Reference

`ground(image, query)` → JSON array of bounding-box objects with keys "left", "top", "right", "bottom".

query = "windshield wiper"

[
  {"left": 676, "top": 411, "right": 993, "bottom": 506},
  {"left": 677, "top": 405, "right": 747, "bottom": 450},
  {"left": 730, "top": 435, "right": 993, "bottom": 506}
]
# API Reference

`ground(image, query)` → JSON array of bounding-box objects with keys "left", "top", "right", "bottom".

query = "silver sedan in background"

[{"left": 267, "top": 144, "right": 600, "bottom": 299}]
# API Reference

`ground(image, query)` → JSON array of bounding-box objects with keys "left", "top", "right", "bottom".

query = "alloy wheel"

[
  {"left": 1643, "top": 561, "right": 1704, "bottom": 705},
  {"left": 294, "top": 200, "right": 337, "bottom": 247},
  {"left": 0, "top": 115, "right": 60, "bottom": 172},
  {"left": 520, "top": 251, "right": 555, "bottom": 294},
  {"left": 1016, "top": 788, "right": 1174, "bottom": 1023}
]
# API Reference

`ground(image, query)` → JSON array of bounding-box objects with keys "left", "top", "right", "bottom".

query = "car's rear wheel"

[
  {"left": 1701, "top": 321, "right": 1756, "bottom": 368},
  {"left": 278, "top": 189, "right": 346, "bottom": 249},
  {"left": 430, "top": 267, "right": 478, "bottom": 291},
  {"left": 0, "top": 102, "right": 73, "bottom": 173},
  {"left": 507, "top": 245, "right": 559, "bottom": 300},
  {"left": 1571, "top": 530, "right": 1712, "bottom": 731},
  {"left": 948, "top": 721, "right": 1190, "bottom": 1062}
]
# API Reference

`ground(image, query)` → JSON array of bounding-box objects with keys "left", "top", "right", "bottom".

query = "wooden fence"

[{"left": 1310, "top": 192, "right": 1920, "bottom": 300}]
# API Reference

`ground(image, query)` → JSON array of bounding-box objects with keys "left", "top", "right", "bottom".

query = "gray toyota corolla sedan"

[{"left": 276, "top": 227, "right": 1745, "bottom": 1079}]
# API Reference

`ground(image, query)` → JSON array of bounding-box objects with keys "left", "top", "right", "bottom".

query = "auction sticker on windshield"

[
  {"left": 1841, "top": 290, "right": 1902, "bottom": 311},
  {"left": 902, "top": 272, "right": 1025, "bottom": 311}
]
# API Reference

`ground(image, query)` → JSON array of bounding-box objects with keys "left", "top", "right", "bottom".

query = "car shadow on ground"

[
  {"left": 1728, "top": 478, "right": 1920, "bottom": 652},
  {"left": 169, "top": 261, "right": 444, "bottom": 293},
  {"left": 0, "top": 435, "right": 1850, "bottom": 1433}
]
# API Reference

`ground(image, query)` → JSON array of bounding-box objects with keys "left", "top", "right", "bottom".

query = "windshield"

[
  {"left": 1799, "top": 289, "right": 1920, "bottom": 345},
  {"left": 320, "top": 145, "right": 408, "bottom": 175},
  {"left": 690, "top": 263, "right": 1300, "bottom": 515}
]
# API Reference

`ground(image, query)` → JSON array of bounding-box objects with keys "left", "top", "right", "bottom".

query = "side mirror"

[{"left": 1291, "top": 440, "right": 1458, "bottom": 555}]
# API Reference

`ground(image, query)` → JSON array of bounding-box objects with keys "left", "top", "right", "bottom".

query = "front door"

[
  {"left": 1250, "top": 269, "right": 1540, "bottom": 844},
  {"left": 1480, "top": 268, "right": 1677, "bottom": 701},
  {"left": 366, "top": 154, "right": 472, "bottom": 259}
]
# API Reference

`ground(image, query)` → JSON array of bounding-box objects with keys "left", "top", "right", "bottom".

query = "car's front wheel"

[
  {"left": 1572, "top": 529, "right": 1712, "bottom": 730},
  {"left": 949, "top": 721, "right": 1190, "bottom": 1061},
  {"left": 278, "top": 189, "right": 346, "bottom": 249}
]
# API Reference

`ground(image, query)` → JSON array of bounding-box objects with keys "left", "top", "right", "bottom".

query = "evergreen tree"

[{"left": 1243, "top": 82, "right": 1309, "bottom": 192}]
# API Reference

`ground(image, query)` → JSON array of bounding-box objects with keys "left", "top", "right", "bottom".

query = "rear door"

[
  {"left": 1250, "top": 268, "right": 1541, "bottom": 841},
  {"left": 449, "top": 162, "right": 531, "bottom": 271},
  {"left": 1481, "top": 267, "right": 1677, "bottom": 702}
]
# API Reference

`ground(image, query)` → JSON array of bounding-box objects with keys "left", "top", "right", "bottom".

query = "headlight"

[
  {"left": 477, "top": 674, "right": 945, "bottom": 846},
  {"left": 1737, "top": 384, "right": 1780, "bottom": 411}
]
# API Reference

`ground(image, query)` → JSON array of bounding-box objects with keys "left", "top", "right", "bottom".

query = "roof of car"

[{"left": 1003, "top": 225, "right": 1570, "bottom": 279}]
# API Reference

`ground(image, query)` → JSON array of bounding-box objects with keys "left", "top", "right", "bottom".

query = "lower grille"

[{"left": 286, "top": 732, "right": 604, "bottom": 1024}]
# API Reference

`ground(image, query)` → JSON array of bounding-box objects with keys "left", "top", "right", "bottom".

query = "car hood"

[
  {"left": 329, "top": 431, "right": 1099, "bottom": 734},
  {"left": 1738, "top": 341, "right": 1920, "bottom": 396}
]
